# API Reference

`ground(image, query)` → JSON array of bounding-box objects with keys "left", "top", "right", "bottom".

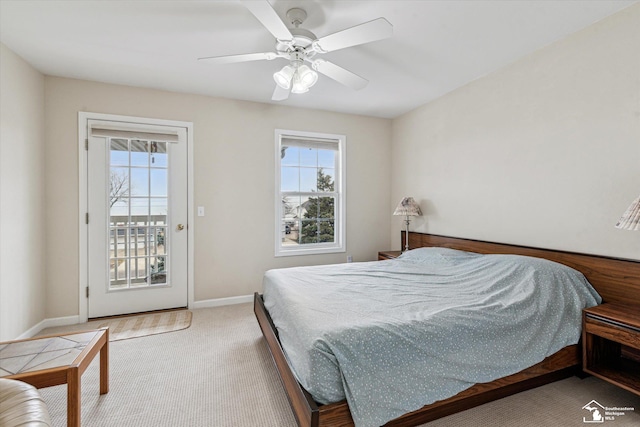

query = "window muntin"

[{"left": 276, "top": 130, "right": 345, "bottom": 256}]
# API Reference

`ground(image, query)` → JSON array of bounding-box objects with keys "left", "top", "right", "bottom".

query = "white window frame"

[{"left": 275, "top": 129, "right": 346, "bottom": 257}]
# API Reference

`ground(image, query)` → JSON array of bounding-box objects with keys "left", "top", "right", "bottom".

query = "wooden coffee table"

[{"left": 0, "top": 327, "right": 109, "bottom": 427}]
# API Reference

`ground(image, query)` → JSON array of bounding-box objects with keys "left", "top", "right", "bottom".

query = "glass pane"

[
  {"left": 130, "top": 257, "right": 148, "bottom": 283},
  {"left": 150, "top": 141, "right": 167, "bottom": 167},
  {"left": 110, "top": 167, "right": 129, "bottom": 210},
  {"left": 281, "top": 167, "right": 299, "bottom": 192},
  {"left": 109, "top": 259, "right": 117, "bottom": 281},
  {"left": 299, "top": 147, "right": 317, "bottom": 167},
  {"left": 300, "top": 168, "right": 317, "bottom": 192},
  {"left": 130, "top": 198, "right": 149, "bottom": 217},
  {"left": 151, "top": 227, "right": 167, "bottom": 255},
  {"left": 282, "top": 195, "right": 299, "bottom": 220},
  {"left": 318, "top": 150, "right": 335, "bottom": 169},
  {"left": 150, "top": 198, "right": 168, "bottom": 217},
  {"left": 130, "top": 168, "right": 149, "bottom": 197},
  {"left": 109, "top": 228, "right": 125, "bottom": 258},
  {"left": 300, "top": 220, "right": 318, "bottom": 244},
  {"left": 299, "top": 195, "right": 309, "bottom": 219},
  {"left": 130, "top": 227, "right": 148, "bottom": 257},
  {"left": 112, "top": 249, "right": 127, "bottom": 282},
  {"left": 281, "top": 146, "right": 299, "bottom": 166},
  {"left": 303, "top": 196, "right": 319, "bottom": 219},
  {"left": 317, "top": 168, "right": 334, "bottom": 192},
  {"left": 129, "top": 215, "right": 148, "bottom": 227},
  {"left": 319, "top": 220, "right": 335, "bottom": 243},
  {"left": 282, "top": 220, "right": 300, "bottom": 246},
  {"left": 148, "top": 204, "right": 167, "bottom": 224},
  {"left": 110, "top": 227, "right": 127, "bottom": 257},
  {"left": 110, "top": 211, "right": 128, "bottom": 226},
  {"left": 317, "top": 197, "right": 335, "bottom": 219},
  {"left": 109, "top": 229, "right": 116, "bottom": 258},
  {"left": 150, "top": 169, "right": 167, "bottom": 197},
  {"left": 110, "top": 139, "right": 129, "bottom": 166},
  {"left": 150, "top": 256, "right": 167, "bottom": 284},
  {"left": 130, "top": 140, "right": 149, "bottom": 167},
  {"left": 110, "top": 199, "right": 128, "bottom": 218},
  {"left": 291, "top": 220, "right": 300, "bottom": 244},
  {"left": 121, "top": 228, "right": 131, "bottom": 259}
]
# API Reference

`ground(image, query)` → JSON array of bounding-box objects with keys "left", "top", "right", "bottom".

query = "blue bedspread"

[{"left": 263, "top": 247, "right": 601, "bottom": 427}]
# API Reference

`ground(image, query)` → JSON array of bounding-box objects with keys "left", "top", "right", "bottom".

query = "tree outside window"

[{"left": 300, "top": 169, "right": 335, "bottom": 244}]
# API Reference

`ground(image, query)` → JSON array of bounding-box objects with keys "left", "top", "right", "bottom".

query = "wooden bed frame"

[{"left": 254, "top": 232, "right": 640, "bottom": 427}]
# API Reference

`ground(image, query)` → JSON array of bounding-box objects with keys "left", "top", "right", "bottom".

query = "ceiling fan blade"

[
  {"left": 311, "top": 59, "right": 368, "bottom": 90},
  {"left": 241, "top": 0, "right": 293, "bottom": 42},
  {"left": 198, "top": 52, "right": 278, "bottom": 64},
  {"left": 272, "top": 84, "right": 291, "bottom": 101},
  {"left": 312, "top": 18, "right": 392, "bottom": 53}
]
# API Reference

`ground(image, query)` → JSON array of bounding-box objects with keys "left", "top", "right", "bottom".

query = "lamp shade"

[
  {"left": 393, "top": 197, "right": 422, "bottom": 216},
  {"left": 615, "top": 195, "right": 640, "bottom": 231},
  {"left": 297, "top": 65, "right": 318, "bottom": 87},
  {"left": 291, "top": 65, "right": 318, "bottom": 94},
  {"left": 273, "top": 65, "right": 295, "bottom": 90}
]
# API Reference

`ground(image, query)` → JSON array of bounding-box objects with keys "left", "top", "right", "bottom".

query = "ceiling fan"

[{"left": 198, "top": 0, "right": 393, "bottom": 101}]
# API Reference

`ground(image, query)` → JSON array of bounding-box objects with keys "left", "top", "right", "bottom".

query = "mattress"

[{"left": 263, "top": 247, "right": 601, "bottom": 427}]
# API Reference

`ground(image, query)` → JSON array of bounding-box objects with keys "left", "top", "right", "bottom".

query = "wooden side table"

[
  {"left": 378, "top": 250, "right": 402, "bottom": 260},
  {"left": 582, "top": 303, "right": 640, "bottom": 396},
  {"left": 0, "top": 327, "right": 109, "bottom": 427}
]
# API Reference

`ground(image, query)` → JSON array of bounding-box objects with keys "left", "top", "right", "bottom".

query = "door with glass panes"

[{"left": 87, "top": 120, "right": 188, "bottom": 318}]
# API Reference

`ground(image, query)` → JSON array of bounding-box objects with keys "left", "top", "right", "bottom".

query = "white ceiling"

[{"left": 1, "top": 0, "right": 636, "bottom": 119}]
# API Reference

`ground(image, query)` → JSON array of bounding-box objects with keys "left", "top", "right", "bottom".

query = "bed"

[{"left": 254, "top": 232, "right": 640, "bottom": 427}]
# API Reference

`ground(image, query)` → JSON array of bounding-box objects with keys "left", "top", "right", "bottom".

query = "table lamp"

[{"left": 393, "top": 197, "right": 422, "bottom": 252}]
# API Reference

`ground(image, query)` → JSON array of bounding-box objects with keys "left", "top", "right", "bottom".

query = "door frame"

[{"left": 78, "top": 112, "right": 194, "bottom": 322}]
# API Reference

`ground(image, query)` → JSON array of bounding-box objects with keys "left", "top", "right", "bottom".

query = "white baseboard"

[
  {"left": 191, "top": 294, "right": 253, "bottom": 310},
  {"left": 16, "top": 315, "right": 80, "bottom": 340}
]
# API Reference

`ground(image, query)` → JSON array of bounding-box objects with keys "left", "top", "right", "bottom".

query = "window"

[{"left": 275, "top": 129, "right": 345, "bottom": 256}]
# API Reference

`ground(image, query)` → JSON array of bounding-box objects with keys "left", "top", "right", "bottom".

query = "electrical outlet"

[{"left": 347, "top": 255, "right": 353, "bottom": 263}]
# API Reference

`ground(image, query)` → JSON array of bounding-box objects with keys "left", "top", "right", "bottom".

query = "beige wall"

[
  {"left": 0, "top": 43, "right": 46, "bottom": 340},
  {"left": 44, "top": 77, "right": 392, "bottom": 318},
  {"left": 391, "top": 4, "right": 640, "bottom": 260}
]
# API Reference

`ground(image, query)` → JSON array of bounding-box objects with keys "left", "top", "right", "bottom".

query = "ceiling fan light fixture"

[
  {"left": 273, "top": 65, "right": 295, "bottom": 89},
  {"left": 291, "top": 65, "right": 318, "bottom": 94},
  {"left": 297, "top": 64, "right": 318, "bottom": 88},
  {"left": 291, "top": 81, "right": 309, "bottom": 94}
]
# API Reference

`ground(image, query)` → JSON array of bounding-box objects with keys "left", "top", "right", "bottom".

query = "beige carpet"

[
  {"left": 37, "top": 304, "right": 640, "bottom": 427},
  {"left": 41, "top": 310, "right": 192, "bottom": 341}
]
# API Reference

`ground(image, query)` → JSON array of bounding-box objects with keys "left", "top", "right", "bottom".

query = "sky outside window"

[{"left": 281, "top": 145, "right": 335, "bottom": 192}]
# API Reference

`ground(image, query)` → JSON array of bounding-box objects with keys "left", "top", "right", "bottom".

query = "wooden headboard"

[{"left": 403, "top": 232, "right": 640, "bottom": 306}]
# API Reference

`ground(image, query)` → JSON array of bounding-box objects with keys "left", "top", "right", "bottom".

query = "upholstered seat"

[{"left": 0, "top": 378, "right": 51, "bottom": 427}]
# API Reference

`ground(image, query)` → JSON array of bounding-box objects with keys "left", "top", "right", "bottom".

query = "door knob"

[{"left": 177, "top": 224, "right": 185, "bottom": 231}]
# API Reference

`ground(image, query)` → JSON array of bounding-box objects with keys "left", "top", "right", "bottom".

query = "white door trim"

[{"left": 78, "top": 112, "right": 194, "bottom": 322}]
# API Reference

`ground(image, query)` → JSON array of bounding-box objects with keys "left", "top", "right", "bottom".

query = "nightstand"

[
  {"left": 378, "top": 250, "right": 402, "bottom": 260},
  {"left": 582, "top": 303, "right": 640, "bottom": 396}
]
